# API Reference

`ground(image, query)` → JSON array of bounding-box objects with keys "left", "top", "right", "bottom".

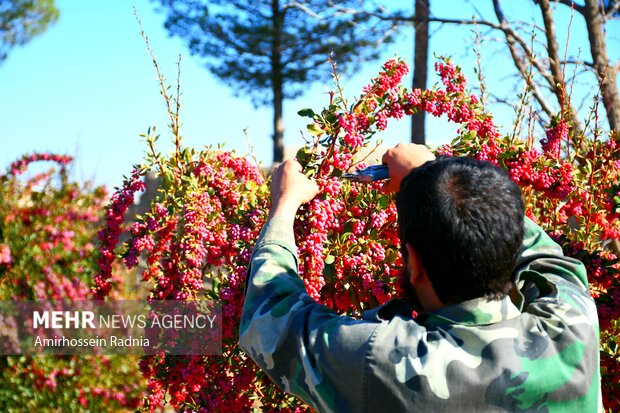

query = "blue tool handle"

[
  {"left": 343, "top": 164, "right": 390, "bottom": 182},
  {"left": 368, "top": 165, "right": 389, "bottom": 181}
]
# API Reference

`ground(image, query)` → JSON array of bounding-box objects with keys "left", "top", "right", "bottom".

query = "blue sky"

[{"left": 1, "top": 1, "right": 617, "bottom": 189}]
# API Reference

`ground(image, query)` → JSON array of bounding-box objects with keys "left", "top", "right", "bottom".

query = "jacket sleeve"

[
  {"left": 239, "top": 216, "right": 379, "bottom": 413},
  {"left": 515, "top": 217, "right": 589, "bottom": 290},
  {"left": 512, "top": 219, "right": 602, "bottom": 410},
  {"left": 514, "top": 217, "right": 599, "bottom": 332}
]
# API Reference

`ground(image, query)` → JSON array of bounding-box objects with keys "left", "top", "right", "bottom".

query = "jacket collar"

[
  {"left": 364, "top": 295, "right": 520, "bottom": 327},
  {"left": 424, "top": 295, "right": 521, "bottom": 326}
]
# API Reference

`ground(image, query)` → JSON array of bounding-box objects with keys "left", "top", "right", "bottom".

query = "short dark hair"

[{"left": 396, "top": 156, "right": 525, "bottom": 304}]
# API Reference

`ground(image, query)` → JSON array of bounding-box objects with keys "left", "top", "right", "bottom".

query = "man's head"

[{"left": 396, "top": 156, "right": 524, "bottom": 308}]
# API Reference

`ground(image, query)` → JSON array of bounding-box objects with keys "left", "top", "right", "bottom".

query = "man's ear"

[{"left": 405, "top": 243, "right": 426, "bottom": 286}]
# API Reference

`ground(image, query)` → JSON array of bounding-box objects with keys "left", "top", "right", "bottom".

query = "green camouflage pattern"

[{"left": 239, "top": 217, "right": 601, "bottom": 412}]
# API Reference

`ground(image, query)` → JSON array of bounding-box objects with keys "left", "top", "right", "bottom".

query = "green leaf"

[
  {"left": 325, "top": 255, "right": 335, "bottom": 265},
  {"left": 162, "top": 172, "right": 174, "bottom": 190},
  {"left": 297, "top": 108, "right": 316, "bottom": 118},
  {"left": 296, "top": 147, "right": 313, "bottom": 167},
  {"left": 307, "top": 123, "right": 324, "bottom": 136},
  {"left": 343, "top": 221, "right": 353, "bottom": 233},
  {"left": 386, "top": 249, "right": 400, "bottom": 263},
  {"left": 324, "top": 111, "right": 339, "bottom": 124},
  {"left": 339, "top": 232, "right": 353, "bottom": 243},
  {"left": 323, "top": 263, "right": 336, "bottom": 283},
  {"left": 377, "top": 196, "right": 389, "bottom": 209}
]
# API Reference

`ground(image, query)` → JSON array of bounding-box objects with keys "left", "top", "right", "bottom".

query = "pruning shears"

[{"left": 342, "top": 164, "right": 390, "bottom": 183}]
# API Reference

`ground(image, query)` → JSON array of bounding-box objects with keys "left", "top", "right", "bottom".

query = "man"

[{"left": 239, "top": 144, "right": 601, "bottom": 412}]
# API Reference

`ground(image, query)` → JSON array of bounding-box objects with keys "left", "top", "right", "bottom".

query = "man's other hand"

[
  {"left": 382, "top": 143, "right": 436, "bottom": 193},
  {"left": 269, "top": 159, "right": 320, "bottom": 219}
]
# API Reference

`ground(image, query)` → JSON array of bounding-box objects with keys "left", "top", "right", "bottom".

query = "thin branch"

[
  {"left": 146, "top": 127, "right": 165, "bottom": 177},
  {"left": 464, "top": 0, "right": 487, "bottom": 21},
  {"left": 472, "top": 19, "right": 487, "bottom": 109},
  {"left": 364, "top": 8, "right": 559, "bottom": 89},
  {"left": 537, "top": 0, "right": 583, "bottom": 133},
  {"left": 135, "top": 9, "right": 179, "bottom": 150},
  {"left": 242, "top": 128, "right": 267, "bottom": 181},
  {"left": 605, "top": 0, "right": 620, "bottom": 17},
  {"left": 538, "top": 0, "right": 565, "bottom": 98},
  {"left": 561, "top": 3, "right": 575, "bottom": 104},
  {"left": 492, "top": 0, "right": 555, "bottom": 117},
  {"left": 583, "top": 0, "right": 620, "bottom": 130},
  {"left": 564, "top": 58, "right": 595, "bottom": 67},
  {"left": 555, "top": 0, "right": 586, "bottom": 14},
  {"left": 174, "top": 53, "right": 182, "bottom": 157},
  {"left": 567, "top": 49, "right": 584, "bottom": 115},
  {"left": 284, "top": 1, "right": 322, "bottom": 18},
  {"left": 511, "top": 37, "right": 537, "bottom": 144},
  {"left": 351, "top": 140, "right": 384, "bottom": 169}
]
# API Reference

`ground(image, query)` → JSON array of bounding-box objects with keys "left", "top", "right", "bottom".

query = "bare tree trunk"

[
  {"left": 272, "top": 0, "right": 285, "bottom": 163},
  {"left": 537, "top": 0, "right": 581, "bottom": 129},
  {"left": 582, "top": 0, "right": 620, "bottom": 131},
  {"left": 411, "top": 0, "right": 429, "bottom": 144},
  {"left": 538, "top": 0, "right": 563, "bottom": 97}
]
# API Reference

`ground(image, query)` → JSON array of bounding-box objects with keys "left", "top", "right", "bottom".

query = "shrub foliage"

[{"left": 1, "top": 57, "right": 618, "bottom": 411}]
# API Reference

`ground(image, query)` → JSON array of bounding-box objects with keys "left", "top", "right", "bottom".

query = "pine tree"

[
  {"left": 156, "top": 0, "right": 394, "bottom": 162},
  {"left": 0, "top": 0, "right": 59, "bottom": 62}
]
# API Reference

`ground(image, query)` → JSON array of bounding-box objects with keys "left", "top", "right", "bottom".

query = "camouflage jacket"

[{"left": 239, "top": 216, "right": 601, "bottom": 412}]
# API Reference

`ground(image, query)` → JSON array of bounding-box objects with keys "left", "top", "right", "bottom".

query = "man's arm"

[
  {"left": 382, "top": 144, "right": 589, "bottom": 293},
  {"left": 239, "top": 160, "right": 378, "bottom": 412},
  {"left": 512, "top": 217, "right": 600, "bottom": 325},
  {"left": 515, "top": 217, "right": 589, "bottom": 290}
]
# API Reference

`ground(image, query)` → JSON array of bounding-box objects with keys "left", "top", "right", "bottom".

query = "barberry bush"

[
  {"left": 0, "top": 155, "right": 144, "bottom": 411},
  {"left": 94, "top": 56, "right": 619, "bottom": 411}
]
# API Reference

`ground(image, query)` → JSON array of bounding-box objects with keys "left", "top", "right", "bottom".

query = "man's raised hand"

[
  {"left": 382, "top": 143, "right": 436, "bottom": 193},
  {"left": 269, "top": 159, "right": 320, "bottom": 219}
]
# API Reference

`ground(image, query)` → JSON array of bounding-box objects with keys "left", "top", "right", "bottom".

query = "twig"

[
  {"left": 243, "top": 128, "right": 267, "bottom": 181},
  {"left": 526, "top": 106, "right": 536, "bottom": 150},
  {"left": 350, "top": 140, "right": 383, "bottom": 170},
  {"left": 564, "top": 59, "right": 594, "bottom": 68},
  {"left": 510, "top": 41, "right": 535, "bottom": 145},
  {"left": 134, "top": 7, "right": 182, "bottom": 169},
  {"left": 146, "top": 127, "right": 165, "bottom": 176},
  {"left": 472, "top": 18, "right": 487, "bottom": 110},
  {"left": 492, "top": 0, "right": 556, "bottom": 118},
  {"left": 175, "top": 53, "right": 182, "bottom": 159},
  {"left": 562, "top": 10, "right": 582, "bottom": 154},
  {"left": 317, "top": 55, "right": 346, "bottom": 176},
  {"left": 561, "top": 2, "right": 575, "bottom": 116},
  {"left": 605, "top": 0, "right": 620, "bottom": 17},
  {"left": 584, "top": 97, "right": 600, "bottom": 236},
  {"left": 555, "top": 0, "right": 585, "bottom": 14}
]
